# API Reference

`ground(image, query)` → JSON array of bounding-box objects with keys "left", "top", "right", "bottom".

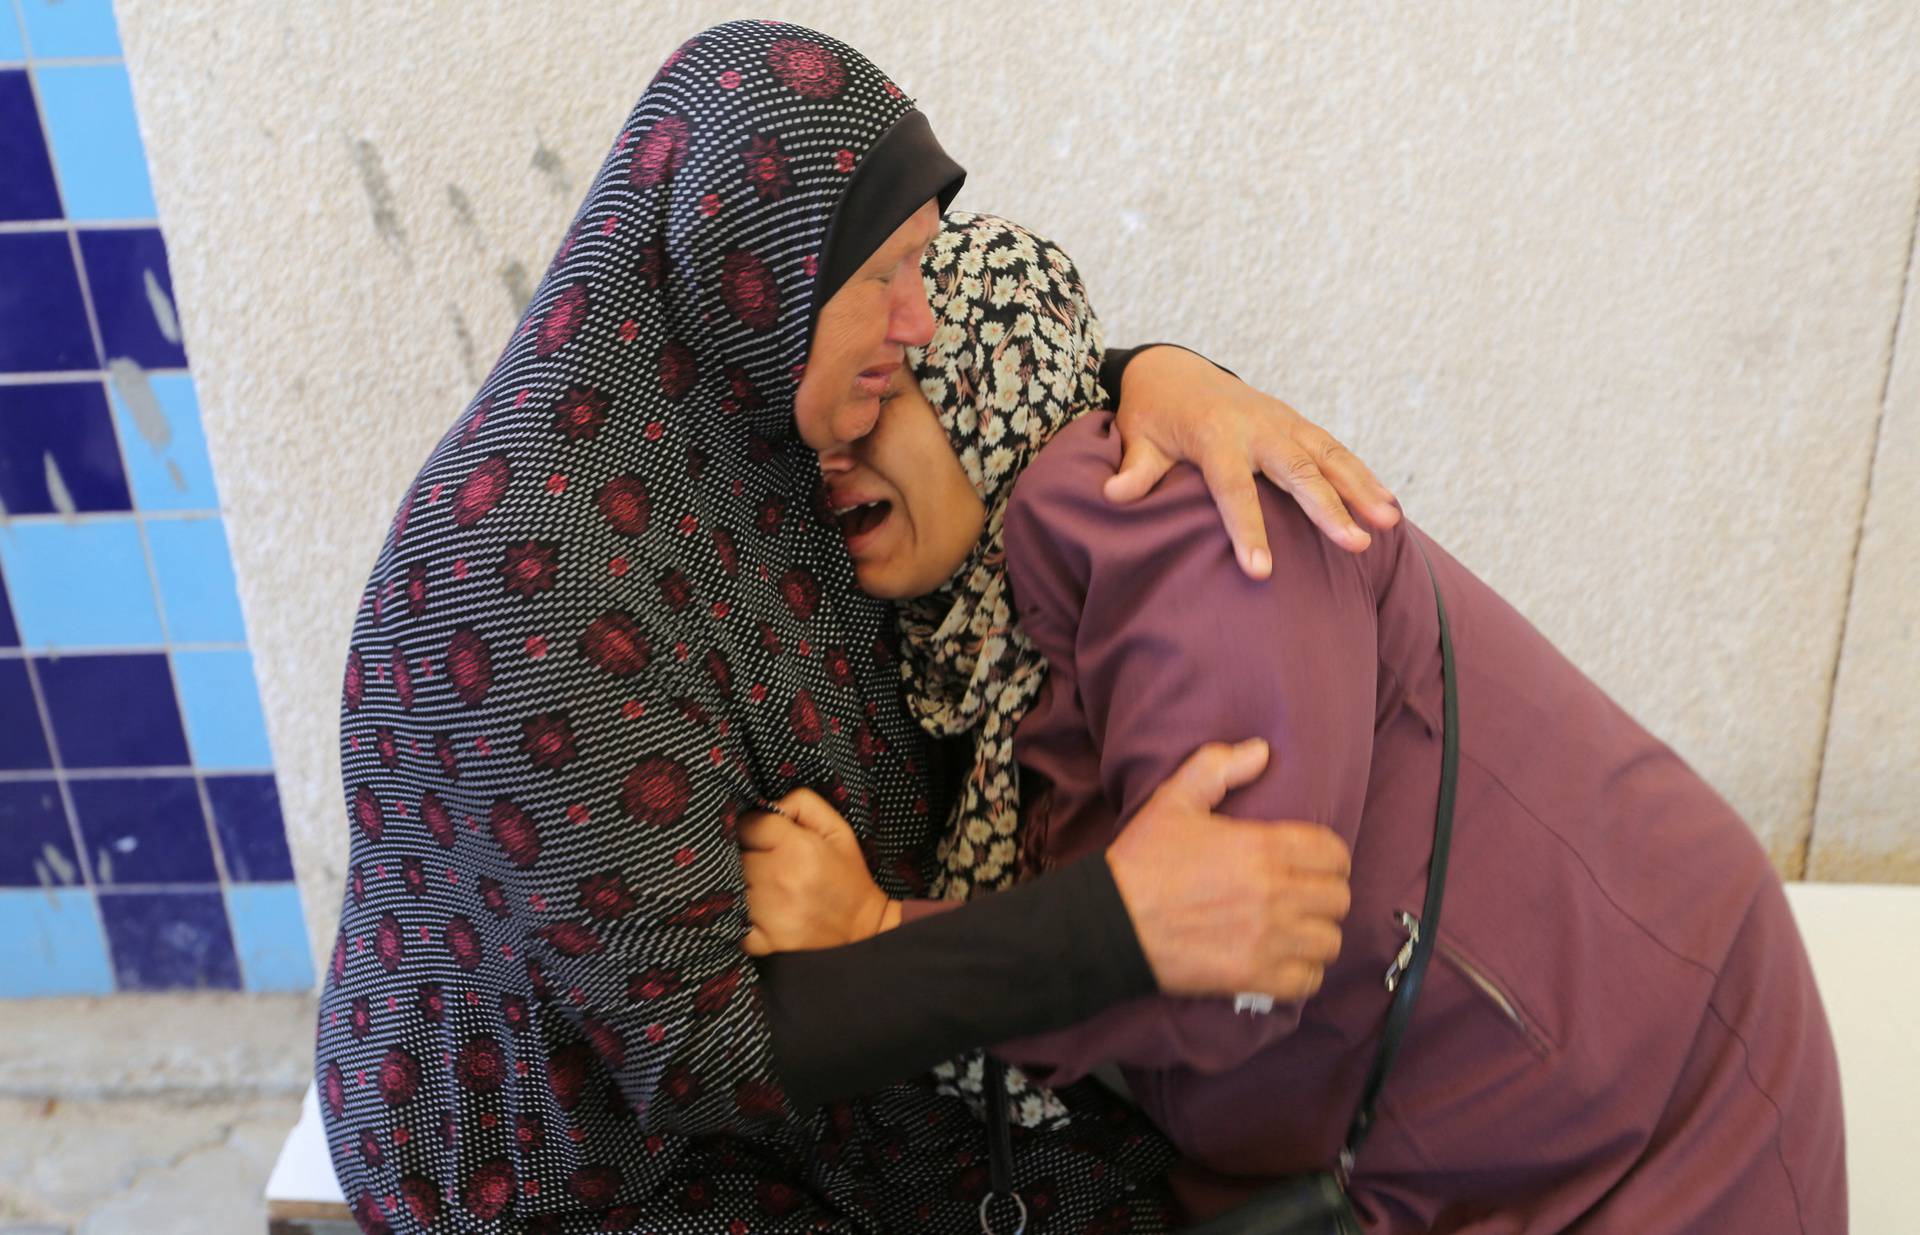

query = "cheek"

[
  {"left": 924, "top": 471, "right": 984, "bottom": 559},
  {"left": 796, "top": 321, "right": 864, "bottom": 445},
  {"left": 792, "top": 370, "right": 832, "bottom": 448},
  {"left": 822, "top": 292, "right": 887, "bottom": 360},
  {"left": 957, "top": 487, "right": 987, "bottom": 549}
]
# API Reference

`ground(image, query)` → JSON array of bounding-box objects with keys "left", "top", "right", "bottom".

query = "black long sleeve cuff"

[{"left": 755, "top": 853, "right": 1154, "bottom": 1117}]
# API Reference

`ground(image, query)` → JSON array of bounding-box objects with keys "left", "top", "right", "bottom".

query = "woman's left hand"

[
  {"left": 739, "top": 788, "right": 897, "bottom": 956},
  {"left": 1107, "top": 345, "right": 1402, "bottom": 576}
]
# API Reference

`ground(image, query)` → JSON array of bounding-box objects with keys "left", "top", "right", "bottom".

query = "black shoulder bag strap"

[{"left": 1337, "top": 535, "right": 1458, "bottom": 1175}]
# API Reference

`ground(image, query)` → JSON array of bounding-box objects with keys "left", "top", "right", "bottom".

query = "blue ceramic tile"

[
  {"left": 0, "top": 564, "right": 18, "bottom": 646},
  {"left": 0, "top": 9, "right": 22, "bottom": 62},
  {"left": 0, "top": 232, "right": 96, "bottom": 372},
  {"left": 204, "top": 773, "right": 293, "bottom": 882},
  {"left": 172, "top": 650, "right": 272, "bottom": 770},
  {"left": 226, "top": 883, "right": 314, "bottom": 992},
  {"left": 0, "top": 382, "right": 132, "bottom": 514},
  {"left": 0, "top": 71, "right": 62, "bottom": 219},
  {"left": 77, "top": 229, "right": 188, "bottom": 369},
  {"left": 34, "top": 64, "right": 154, "bottom": 221},
  {"left": 0, "top": 778, "right": 76, "bottom": 888},
  {"left": 0, "top": 518, "right": 164, "bottom": 648},
  {"left": 144, "top": 517, "right": 245, "bottom": 644},
  {"left": 0, "top": 659, "right": 51, "bottom": 769},
  {"left": 18, "top": 0, "right": 122, "bottom": 59},
  {"left": 37, "top": 652, "right": 188, "bottom": 768},
  {"left": 97, "top": 888, "right": 241, "bottom": 991},
  {"left": 69, "top": 775, "right": 215, "bottom": 886},
  {"left": 108, "top": 371, "right": 220, "bottom": 511},
  {"left": 0, "top": 888, "right": 114, "bottom": 996}
]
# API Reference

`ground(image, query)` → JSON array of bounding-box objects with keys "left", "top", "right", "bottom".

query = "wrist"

[
  {"left": 1120, "top": 343, "right": 1188, "bottom": 400},
  {"left": 1120, "top": 342, "right": 1240, "bottom": 398},
  {"left": 1117, "top": 346, "right": 1230, "bottom": 426}
]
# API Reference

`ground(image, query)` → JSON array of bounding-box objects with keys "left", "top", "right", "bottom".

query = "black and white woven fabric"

[{"left": 319, "top": 20, "right": 1176, "bottom": 1233}]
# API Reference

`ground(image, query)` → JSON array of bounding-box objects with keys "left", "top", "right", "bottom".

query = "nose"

[{"left": 887, "top": 270, "right": 934, "bottom": 349}]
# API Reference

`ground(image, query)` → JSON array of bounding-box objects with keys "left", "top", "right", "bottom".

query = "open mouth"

[{"left": 837, "top": 499, "right": 892, "bottom": 540}]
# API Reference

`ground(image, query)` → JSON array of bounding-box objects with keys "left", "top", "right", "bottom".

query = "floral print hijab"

[
  {"left": 897, "top": 211, "right": 1105, "bottom": 900},
  {"left": 895, "top": 211, "right": 1106, "bottom": 1129}
]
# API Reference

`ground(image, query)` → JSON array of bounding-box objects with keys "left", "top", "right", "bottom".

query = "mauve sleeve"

[
  {"left": 992, "top": 413, "right": 1378, "bottom": 1084},
  {"left": 897, "top": 898, "right": 961, "bottom": 925}
]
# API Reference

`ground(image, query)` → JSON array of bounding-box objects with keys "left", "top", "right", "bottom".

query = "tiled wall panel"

[{"left": 0, "top": 0, "right": 310, "bottom": 996}]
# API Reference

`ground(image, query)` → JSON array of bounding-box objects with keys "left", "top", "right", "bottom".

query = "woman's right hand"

[
  {"left": 1106, "top": 738, "right": 1352, "bottom": 1001},
  {"left": 739, "top": 788, "right": 897, "bottom": 956}
]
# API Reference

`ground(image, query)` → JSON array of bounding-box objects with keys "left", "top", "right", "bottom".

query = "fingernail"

[{"left": 1249, "top": 549, "right": 1271, "bottom": 575}]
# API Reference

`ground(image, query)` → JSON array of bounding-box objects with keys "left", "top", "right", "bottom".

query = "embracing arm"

[
  {"left": 990, "top": 413, "right": 1378, "bottom": 1083},
  {"left": 739, "top": 735, "right": 1330, "bottom": 1110},
  {"left": 756, "top": 851, "right": 1155, "bottom": 1116},
  {"left": 1104, "top": 342, "right": 1401, "bottom": 573}
]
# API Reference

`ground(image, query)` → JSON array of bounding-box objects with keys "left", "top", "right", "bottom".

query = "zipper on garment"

[{"left": 1392, "top": 910, "right": 1548, "bottom": 1056}]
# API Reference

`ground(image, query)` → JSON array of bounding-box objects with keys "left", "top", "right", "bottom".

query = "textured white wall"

[
  {"left": 112, "top": 0, "right": 1920, "bottom": 968},
  {"left": 1814, "top": 200, "right": 1920, "bottom": 884}
]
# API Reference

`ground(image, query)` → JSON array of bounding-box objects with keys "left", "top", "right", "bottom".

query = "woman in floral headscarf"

[
  {"left": 767, "top": 211, "right": 1844, "bottom": 1232},
  {"left": 323, "top": 19, "right": 1395, "bottom": 1234}
]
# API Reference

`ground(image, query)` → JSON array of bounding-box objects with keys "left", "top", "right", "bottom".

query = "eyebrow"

[
  {"left": 900, "top": 218, "right": 939, "bottom": 260},
  {"left": 885, "top": 236, "right": 930, "bottom": 269},
  {"left": 867, "top": 217, "right": 938, "bottom": 276}
]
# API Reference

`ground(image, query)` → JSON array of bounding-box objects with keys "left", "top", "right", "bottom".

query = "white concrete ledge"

[{"left": 266, "top": 884, "right": 1918, "bottom": 1231}]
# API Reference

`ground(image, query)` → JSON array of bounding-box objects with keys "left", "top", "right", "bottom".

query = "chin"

[
  {"left": 850, "top": 561, "right": 899, "bottom": 600},
  {"left": 840, "top": 390, "right": 886, "bottom": 438}
]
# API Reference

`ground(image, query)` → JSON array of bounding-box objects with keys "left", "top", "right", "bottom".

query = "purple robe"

[{"left": 911, "top": 410, "right": 1845, "bottom": 1232}]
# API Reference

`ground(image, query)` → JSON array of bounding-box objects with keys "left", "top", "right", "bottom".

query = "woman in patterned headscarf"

[
  {"left": 322, "top": 20, "right": 1393, "bottom": 1233},
  {"left": 776, "top": 212, "right": 1844, "bottom": 1232}
]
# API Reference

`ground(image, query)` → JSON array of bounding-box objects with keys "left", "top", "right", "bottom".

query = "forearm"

[
  {"left": 895, "top": 886, "right": 1171, "bottom": 1085},
  {"left": 755, "top": 853, "right": 1154, "bottom": 1116},
  {"left": 901, "top": 879, "right": 1276, "bottom": 1083}
]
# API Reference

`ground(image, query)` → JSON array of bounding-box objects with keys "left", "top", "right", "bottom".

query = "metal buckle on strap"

[
  {"left": 1335, "top": 1146, "right": 1356, "bottom": 1189},
  {"left": 979, "top": 1191, "right": 1028, "bottom": 1235},
  {"left": 1384, "top": 911, "right": 1420, "bottom": 992}
]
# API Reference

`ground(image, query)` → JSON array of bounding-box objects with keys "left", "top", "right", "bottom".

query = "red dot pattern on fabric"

[{"left": 317, "top": 18, "right": 1177, "bottom": 1232}]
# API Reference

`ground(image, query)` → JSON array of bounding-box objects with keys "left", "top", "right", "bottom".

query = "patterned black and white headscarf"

[
  {"left": 315, "top": 20, "right": 1054, "bottom": 1232},
  {"left": 896, "top": 212, "right": 1106, "bottom": 1129}
]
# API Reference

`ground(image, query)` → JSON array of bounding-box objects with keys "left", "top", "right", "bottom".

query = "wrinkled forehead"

[{"left": 878, "top": 204, "right": 944, "bottom": 271}]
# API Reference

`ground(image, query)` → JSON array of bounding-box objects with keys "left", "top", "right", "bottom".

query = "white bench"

[{"left": 268, "top": 883, "right": 1920, "bottom": 1232}]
